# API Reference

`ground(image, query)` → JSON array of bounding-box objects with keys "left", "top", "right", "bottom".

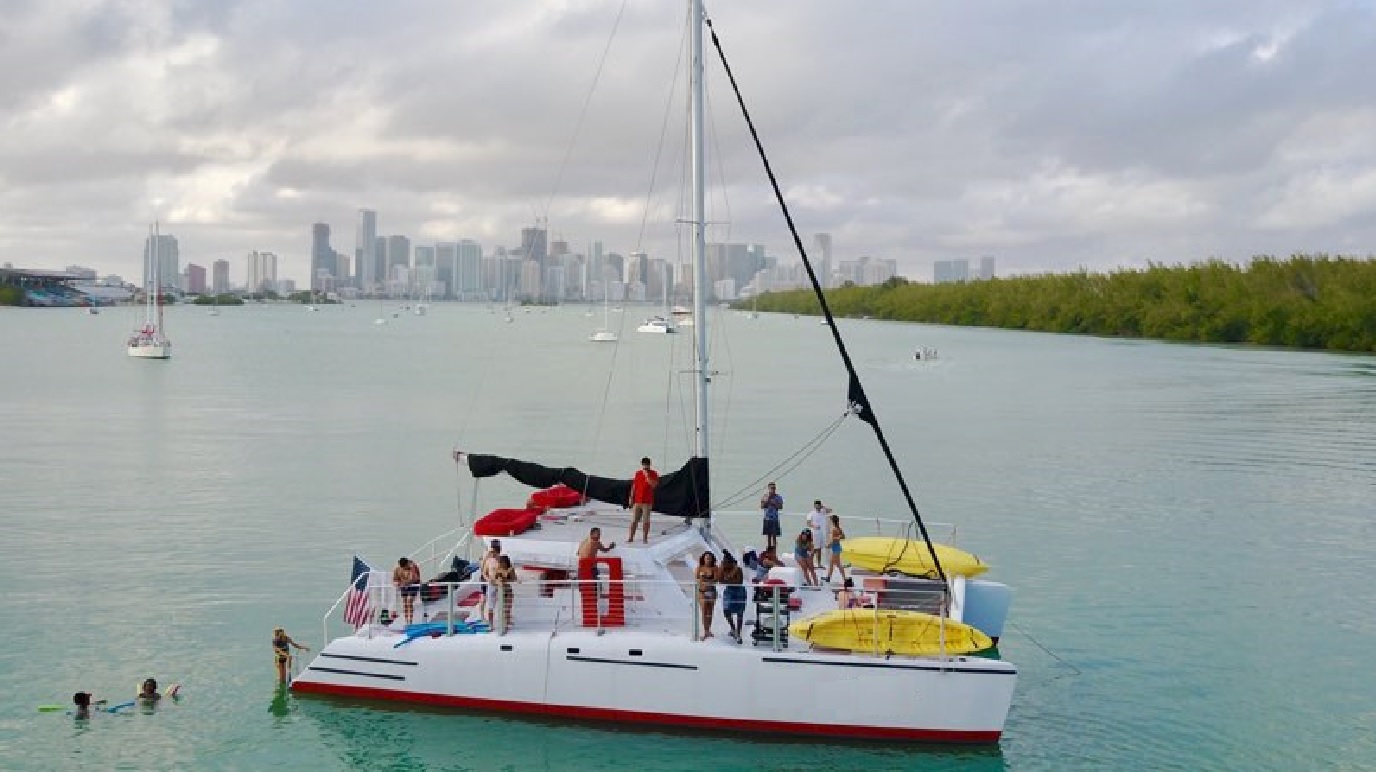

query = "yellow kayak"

[
  {"left": 790, "top": 609, "right": 993, "bottom": 656},
  {"left": 841, "top": 536, "right": 988, "bottom": 578}
]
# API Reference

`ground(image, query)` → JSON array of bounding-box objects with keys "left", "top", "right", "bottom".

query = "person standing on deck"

[
  {"left": 806, "top": 500, "right": 832, "bottom": 568},
  {"left": 760, "top": 482, "right": 784, "bottom": 551},
  {"left": 627, "top": 457, "right": 659, "bottom": 544},
  {"left": 479, "top": 541, "right": 503, "bottom": 625},
  {"left": 393, "top": 557, "right": 422, "bottom": 625},
  {"left": 577, "top": 527, "right": 617, "bottom": 594}
]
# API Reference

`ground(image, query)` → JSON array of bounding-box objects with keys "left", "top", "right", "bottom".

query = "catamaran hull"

[
  {"left": 127, "top": 344, "right": 171, "bottom": 359},
  {"left": 293, "top": 630, "right": 1015, "bottom": 743}
]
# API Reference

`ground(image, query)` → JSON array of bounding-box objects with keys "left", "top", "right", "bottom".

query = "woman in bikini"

[
  {"left": 491, "top": 555, "right": 519, "bottom": 633},
  {"left": 825, "top": 513, "right": 848, "bottom": 584},
  {"left": 272, "top": 627, "right": 310, "bottom": 685},
  {"left": 695, "top": 552, "right": 719, "bottom": 640},
  {"left": 794, "top": 529, "right": 819, "bottom": 587}
]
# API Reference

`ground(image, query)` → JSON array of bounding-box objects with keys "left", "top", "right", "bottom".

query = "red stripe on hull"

[{"left": 290, "top": 680, "right": 1001, "bottom": 744}]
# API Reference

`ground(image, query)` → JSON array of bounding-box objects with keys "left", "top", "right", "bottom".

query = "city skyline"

[{"left": 2, "top": 3, "right": 1373, "bottom": 283}]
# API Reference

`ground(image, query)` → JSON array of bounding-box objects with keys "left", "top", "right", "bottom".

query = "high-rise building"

[
  {"left": 386, "top": 235, "right": 410, "bottom": 277},
  {"left": 456, "top": 240, "right": 483, "bottom": 299},
  {"left": 356, "top": 210, "right": 377, "bottom": 292},
  {"left": 143, "top": 233, "right": 180, "bottom": 291},
  {"left": 185, "top": 263, "right": 207, "bottom": 294},
  {"left": 520, "top": 226, "right": 548, "bottom": 267},
  {"left": 212, "top": 260, "right": 230, "bottom": 294},
  {"left": 414, "top": 245, "right": 435, "bottom": 269},
  {"left": 978, "top": 255, "right": 996, "bottom": 280},
  {"left": 246, "top": 250, "right": 278, "bottom": 293},
  {"left": 373, "top": 236, "right": 387, "bottom": 290},
  {"left": 933, "top": 259, "right": 969, "bottom": 284},
  {"left": 310, "top": 223, "right": 334, "bottom": 291},
  {"left": 813, "top": 233, "right": 833, "bottom": 288}
]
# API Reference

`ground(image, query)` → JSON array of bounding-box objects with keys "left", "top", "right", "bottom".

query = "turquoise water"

[{"left": 1, "top": 303, "right": 1373, "bottom": 770}]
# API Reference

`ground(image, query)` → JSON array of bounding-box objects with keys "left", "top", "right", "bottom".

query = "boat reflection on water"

[{"left": 294, "top": 695, "right": 1008, "bottom": 771}]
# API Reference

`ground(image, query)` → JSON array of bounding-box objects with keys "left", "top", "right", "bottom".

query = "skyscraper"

[
  {"left": 356, "top": 210, "right": 377, "bottom": 292},
  {"left": 520, "top": 226, "right": 548, "bottom": 266},
  {"left": 143, "top": 232, "right": 180, "bottom": 291},
  {"left": 386, "top": 235, "right": 411, "bottom": 277},
  {"left": 246, "top": 250, "right": 278, "bottom": 293},
  {"left": 212, "top": 260, "right": 230, "bottom": 293},
  {"left": 311, "top": 223, "right": 334, "bottom": 292},
  {"left": 456, "top": 240, "right": 483, "bottom": 299},
  {"left": 185, "top": 263, "right": 206, "bottom": 294},
  {"left": 813, "top": 233, "right": 832, "bottom": 289}
]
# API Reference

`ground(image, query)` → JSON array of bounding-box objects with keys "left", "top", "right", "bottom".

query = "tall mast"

[
  {"left": 154, "top": 221, "right": 165, "bottom": 333},
  {"left": 690, "top": 0, "right": 709, "bottom": 462}
]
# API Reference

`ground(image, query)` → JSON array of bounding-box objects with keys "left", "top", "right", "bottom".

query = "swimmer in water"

[{"left": 137, "top": 678, "right": 161, "bottom": 702}]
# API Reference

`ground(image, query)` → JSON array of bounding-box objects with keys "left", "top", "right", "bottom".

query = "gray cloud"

[{"left": 0, "top": 0, "right": 1371, "bottom": 283}]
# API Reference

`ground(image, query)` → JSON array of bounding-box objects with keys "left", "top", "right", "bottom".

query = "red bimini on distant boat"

[{"left": 291, "top": 0, "right": 1016, "bottom": 744}]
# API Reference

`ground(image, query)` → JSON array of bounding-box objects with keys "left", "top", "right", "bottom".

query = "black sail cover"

[{"left": 465, "top": 454, "right": 711, "bottom": 519}]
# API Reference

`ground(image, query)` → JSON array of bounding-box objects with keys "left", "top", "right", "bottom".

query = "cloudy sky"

[{"left": 2, "top": 0, "right": 1372, "bottom": 284}]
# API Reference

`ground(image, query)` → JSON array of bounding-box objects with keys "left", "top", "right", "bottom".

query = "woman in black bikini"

[
  {"left": 273, "top": 627, "right": 309, "bottom": 685},
  {"left": 696, "top": 552, "right": 719, "bottom": 640}
]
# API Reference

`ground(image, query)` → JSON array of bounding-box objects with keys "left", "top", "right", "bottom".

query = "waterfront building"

[{"left": 212, "top": 260, "right": 230, "bottom": 294}]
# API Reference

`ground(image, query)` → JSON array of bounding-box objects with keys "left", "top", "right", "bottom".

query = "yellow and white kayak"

[
  {"left": 790, "top": 609, "right": 993, "bottom": 656},
  {"left": 841, "top": 536, "right": 988, "bottom": 578}
]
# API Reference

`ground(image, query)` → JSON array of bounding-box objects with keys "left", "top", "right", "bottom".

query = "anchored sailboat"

[
  {"left": 293, "top": 1, "right": 1015, "bottom": 743},
  {"left": 127, "top": 223, "right": 172, "bottom": 359}
]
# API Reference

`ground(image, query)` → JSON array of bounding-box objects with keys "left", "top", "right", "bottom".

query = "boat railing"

[
  {"left": 406, "top": 527, "right": 472, "bottom": 576},
  {"left": 320, "top": 574, "right": 816, "bottom": 652},
  {"left": 711, "top": 510, "right": 957, "bottom": 545}
]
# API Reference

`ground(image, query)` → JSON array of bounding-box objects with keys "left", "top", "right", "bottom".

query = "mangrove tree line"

[{"left": 747, "top": 255, "right": 1376, "bottom": 352}]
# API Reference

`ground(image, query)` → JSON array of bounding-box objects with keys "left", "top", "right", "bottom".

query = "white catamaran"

[
  {"left": 292, "top": 1, "right": 1016, "bottom": 743},
  {"left": 127, "top": 223, "right": 172, "bottom": 359}
]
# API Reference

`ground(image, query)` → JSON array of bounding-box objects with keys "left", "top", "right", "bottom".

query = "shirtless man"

[{"left": 576, "top": 527, "right": 616, "bottom": 590}]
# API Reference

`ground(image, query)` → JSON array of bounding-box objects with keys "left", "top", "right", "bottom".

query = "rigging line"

[
  {"left": 704, "top": 70, "right": 733, "bottom": 243},
  {"left": 635, "top": 5, "right": 690, "bottom": 254},
  {"left": 542, "top": 0, "right": 630, "bottom": 220},
  {"left": 1007, "top": 620, "right": 1082, "bottom": 677},
  {"left": 704, "top": 16, "right": 950, "bottom": 588},
  {"left": 711, "top": 410, "right": 850, "bottom": 510}
]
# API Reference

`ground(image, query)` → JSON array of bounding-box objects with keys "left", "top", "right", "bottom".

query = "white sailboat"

[
  {"left": 294, "top": 1, "right": 1015, "bottom": 743},
  {"left": 127, "top": 223, "right": 172, "bottom": 359},
  {"left": 589, "top": 278, "right": 618, "bottom": 343}
]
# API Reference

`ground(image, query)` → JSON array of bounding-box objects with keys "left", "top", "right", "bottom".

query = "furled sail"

[{"left": 461, "top": 453, "right": 710, "bottom": 520}]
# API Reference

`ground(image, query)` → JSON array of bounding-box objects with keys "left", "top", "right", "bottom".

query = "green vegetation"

[
  {"left": 192, "top": 294, "right": 245, "bottom": 306},
  {"left": 747, "top": 255, "right": 1376, "bottom": 352},
  {"left": 0, "top": 286, "right": 23, "bottom": 306},
  {"left": 287, "top": 291, "right": 339, "bottom": 304}
]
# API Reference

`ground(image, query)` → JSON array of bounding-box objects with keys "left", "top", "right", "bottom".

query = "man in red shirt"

[{"left": 627, "top": 457, "right": 659, "bottom": 544}]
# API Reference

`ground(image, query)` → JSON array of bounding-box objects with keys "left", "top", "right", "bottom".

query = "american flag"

[{"left": 344, "top": 556, "right": 373, "bottom": 628}]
